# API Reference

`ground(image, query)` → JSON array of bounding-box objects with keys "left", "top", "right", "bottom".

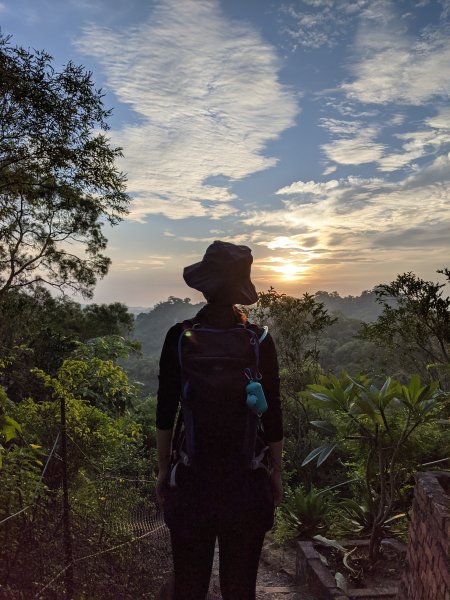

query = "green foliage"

[
  {"left": 0, "top": 288, "right": 138, "bottom": 403},
  {"left": 36, "top": 355, "right": 138, "bottom": 417},
  {"left": 0, "top": 34, "right": 129, "bottom": 298},
  {"left": 360, "top": 270, "right": 450, "bottom": 384},
  {"left": 274, "top": 485, "right": 331, "bottom": 543},
  {"left": 303, "top": 371, "right": 448, "bottom": 558},
  {"left": 0, "top": 386, "right": 21, "bottom": 468},
  {"left": 72, "top": 335, "right": 141, "bottom": 362},
  {"left": 0, "top": 388, "right": 45, "bottom": 522},
  {"left": 247, "top": 288, "right": 338, "bottom": 489},
  {"left": 132, "top": 395, "right": 158, "bottom": 459},
  {"left": 249, "top": 287, "right": 336, "bottom": 395},
  {"left": 12, "top": 386, "right": 140, "bottom": 482}
]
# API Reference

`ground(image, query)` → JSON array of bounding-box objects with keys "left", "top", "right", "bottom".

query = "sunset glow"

[
  {"left": 6, "top": 0, "right": 449, "bottom": 306},
  {"left": 269, "top": 261, "right": 309, "bottom": 282}
]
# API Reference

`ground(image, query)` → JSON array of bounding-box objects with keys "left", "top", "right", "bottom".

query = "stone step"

[{"left": 256, "top": 586, "right": 303, "bottom": 593}]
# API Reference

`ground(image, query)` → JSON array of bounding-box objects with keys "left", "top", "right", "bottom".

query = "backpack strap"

[{"left": 259, "top": 325, "right": 269, "bottom": 343}]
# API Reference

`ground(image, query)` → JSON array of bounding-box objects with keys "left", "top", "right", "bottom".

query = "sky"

[{"left": 1, "top": 0, "right": 450, "bottom": 307}]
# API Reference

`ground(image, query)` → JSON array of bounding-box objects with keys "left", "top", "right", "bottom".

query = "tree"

[
  {"left": 359, "top": 271, "right": 450, "bottom": 382},
  {"left": 0, "top": 287, "right": 136, "bottom": 401},
  {"left": 0, "top": 34, "right": 129, "bottom": 298},
  {"left": 247, "top": 289, "right": 337, "bottom": 484},
  {"left": 249, "top": 288, "right": 336, "bottom": 396}
]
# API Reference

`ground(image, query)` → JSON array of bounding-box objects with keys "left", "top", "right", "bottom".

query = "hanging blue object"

[{"left": 246, "top": 380, "right": 268, "bottom": 415}]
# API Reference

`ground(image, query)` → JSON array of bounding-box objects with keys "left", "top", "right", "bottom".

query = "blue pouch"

[{"left": 246, "top": 380, "right": 268, "bottom": 415}]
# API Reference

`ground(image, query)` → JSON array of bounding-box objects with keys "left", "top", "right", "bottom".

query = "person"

[{"left": 156, "top": 241, "right": 283, "bottom": 600}]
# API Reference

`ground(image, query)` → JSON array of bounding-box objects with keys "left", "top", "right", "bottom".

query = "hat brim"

[{"left": 183, "top": 261, "right": 258, "bottom": 305}]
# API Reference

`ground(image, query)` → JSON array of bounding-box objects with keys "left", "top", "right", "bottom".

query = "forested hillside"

[{"left": 126, "top": 289, "right": 386, "bottom": 395}]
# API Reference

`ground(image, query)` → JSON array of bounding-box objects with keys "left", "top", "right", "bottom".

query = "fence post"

[{"left": 60, "top": 393, "right": 74, "bottom": 598}]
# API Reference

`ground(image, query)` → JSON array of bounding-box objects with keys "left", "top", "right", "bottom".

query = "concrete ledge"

[{"left": 296, "top": 541, "right": 399, "bottom": 600}]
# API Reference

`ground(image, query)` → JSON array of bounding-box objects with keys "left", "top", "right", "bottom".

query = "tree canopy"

[
  {"left": 0, "top": 34, "right": 129, "bottom": 298},
  {"left": 360, "top": 270, "right": 450, "bottom": 379}
]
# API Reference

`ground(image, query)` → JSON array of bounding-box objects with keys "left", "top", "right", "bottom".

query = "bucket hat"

[{"left": 183, "top": 241, "right": 258, "bottom": 305}]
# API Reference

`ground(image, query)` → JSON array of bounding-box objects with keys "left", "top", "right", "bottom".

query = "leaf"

[
  {"left": 4, "top": 425, "right": 17, "bottom": 442},
  {"left": 3, "top": 415, "right": 22, "bottom": 432},
  {"left": 30, "top": 444, "right": 42, "bottom": 450},
  {"left": 335, "top": 572, "right": 348, "bottom": 592},
  {"left": 384, "top": 512, "right": 406, "bottom": 524},
  {"left": 302, "top": 445, "right": 330, "bottom": 467},
  {"left": 313, "top": 535, "right": 346, "bottom": 553},
  {"left": 310, "top": 392, "right": 335, "bottom": 403},
  {"left": 310, "top": 420, "right": 337, "bottom": 435},
  {"left": 317, "top": 443, "right": 338, "bottom": 466},
  {"left": 343, "top": 547, "right": 357, "bottom": 575}
]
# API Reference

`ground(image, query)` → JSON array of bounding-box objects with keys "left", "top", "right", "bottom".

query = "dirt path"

[{"left": 207, "top": 540, "right": 316, "bottom": 600}]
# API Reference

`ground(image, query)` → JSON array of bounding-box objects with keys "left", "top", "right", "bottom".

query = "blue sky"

[{"left": 2, "top": 0, "right": 450, "bottom": 306}]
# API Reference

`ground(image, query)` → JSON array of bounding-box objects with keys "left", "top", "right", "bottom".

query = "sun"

[{"left": 271, "top": 262, "right": 308, "bottom": 281}]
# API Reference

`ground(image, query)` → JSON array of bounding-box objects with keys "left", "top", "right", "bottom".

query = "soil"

[
  {"left": 207, "top": 535, "right": 317, "bottom": 599},
  {"left": 312, "top": 539, "right": 405, "bottom": 591}
]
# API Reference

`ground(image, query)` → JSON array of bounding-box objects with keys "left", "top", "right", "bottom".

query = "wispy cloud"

[
  {"left": 321, "top": 125, "right": 385, "bottom": 165},
  {"left": 242, "top": 153, "right": 450, "bottom": 282},
  {"left": 76, "top": 0, "right": 298, "bottom": 221},
  {"left": 279, "top": 0, "right": 369, "bottom": 50},
  {"left": 342, "top": 1, "right": 450, "bottom": 105},
  {"left": 112, "top": 255, "right": 171, "bottom": 272}
]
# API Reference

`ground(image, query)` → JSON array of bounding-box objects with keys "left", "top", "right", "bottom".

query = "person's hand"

[
  {"left": 270, "top": 470, "right": 283, "bottom": 507},
  {"left": 156, "top": 471, "right": 168, "bottom": 508}
]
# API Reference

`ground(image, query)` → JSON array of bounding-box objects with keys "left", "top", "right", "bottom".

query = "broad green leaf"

[
  {"left": 311, "top": 392, "right": 335, "bottom": 403},
  {"left": 4, "top": 425, "right": 17, "bottom": 442},
  {"left": 313, "top": 535, "right": 346, "bottom": 552},
  {"left": 310, "top": 421, "right": 337, "bottom": 435},
  {"left": 302, "top": 445, "right": 329, "bottom": 467},
  {"left": 3, "top": 415, "right": 22, "bottom": 432},
  {"left": 317, "top": 443, "right": 338, "bottom": 466}
]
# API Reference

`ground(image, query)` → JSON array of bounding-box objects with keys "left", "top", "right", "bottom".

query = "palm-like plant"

[{"left": 302, "top": 373, "right": 445, "bottom": 559}]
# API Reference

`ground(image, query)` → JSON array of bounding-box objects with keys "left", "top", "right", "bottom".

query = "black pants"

[
  {"left": 170, "top": 521, "right": 266, "bottom": 600},
  {"left": 164, "top": 467, "right": 274, "bottom": 600}
]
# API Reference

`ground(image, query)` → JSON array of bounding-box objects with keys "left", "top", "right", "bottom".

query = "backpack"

[{"left": 169, "top": 321, "right": 269, "bottom": 485}]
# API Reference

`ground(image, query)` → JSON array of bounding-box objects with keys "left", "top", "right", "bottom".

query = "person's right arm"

[{"left": 155, "top": 325, "right": 181, "bottom": 506}]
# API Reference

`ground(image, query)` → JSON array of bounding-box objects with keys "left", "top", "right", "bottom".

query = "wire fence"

[{"left": 0, "top": 428, "right": 173, "bottom": 599}]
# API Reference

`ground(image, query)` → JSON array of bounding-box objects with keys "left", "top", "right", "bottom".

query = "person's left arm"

[{"left": 259, "top": 333, "right": 284, "bottom": 506}]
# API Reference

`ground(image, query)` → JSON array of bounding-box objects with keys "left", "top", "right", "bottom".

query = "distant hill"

[
  {"left": 131, "top": 291, "right": 382, "bottom": 358},
  {"left": 127, "top": 306, "right": 152, "bottom": 316},
  {"left": 314, "top": 290, "right": 382, "bottom": 322},
  {"left": 132, "top": 296, "right": 205, "bottom": 355}
]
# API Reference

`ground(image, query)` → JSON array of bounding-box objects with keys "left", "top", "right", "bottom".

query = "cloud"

[
  {"left": 342, "top": 2, "right": 450, "bottom": 105},
  {"left": 112, "top": 255, "right": 172, "bottom": 272},
  {"left": 279, "top": 1, "right": 369, "bottom": 49},
  {"left": 76, "top": 0, "right": 298, "bottom": 221},
  {"left": 322, "top": 127, "right": 385, "bottom": 165},
  {"left": 242, "top": 154, "right": 450, "bottom": 274},
  {"left": 276, "top": 179, "right": 340, "bottom": 196},
  {"left": 377, "top": 107, "right": 450, "bottom": 171}
]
